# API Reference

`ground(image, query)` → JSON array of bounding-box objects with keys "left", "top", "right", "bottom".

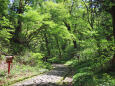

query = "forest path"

[{"left": 11, "top": 64, "right": 72, "bottom": 86}]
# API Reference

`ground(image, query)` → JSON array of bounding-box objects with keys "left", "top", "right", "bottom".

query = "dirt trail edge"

[{"left": 11, "top": 64, "right": 72, "bottom": 86}]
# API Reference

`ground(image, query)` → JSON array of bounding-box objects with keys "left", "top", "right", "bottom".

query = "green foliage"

[
  {"left": 48, "top": 57, "right": 60, "bottom": 63},
  {"left": 0, "top": 0, "right": 9, "bottom": 15},
  {"left": 0, "top": 0, "right": 115, "bottom": 85},
  {"left": 66, "top": 58, "right": 115, "bottom": 86},
  {"left": 0, "top": 17, "right": 13, "bottom": 42},
  {"left": 16, "top": 51, "right": 44, "bottom": 66},
  {"left": 97, "top": 73, "right": 115, "bottom": 86},
  {"left": 0, "top": 16, "right": 13, "bottom": 56},
  {"left": 73, "top": 72, "right": 95, "bottom": 86},
  {"left": 64, "top": 44, "right": 75, "bottom": 58}
]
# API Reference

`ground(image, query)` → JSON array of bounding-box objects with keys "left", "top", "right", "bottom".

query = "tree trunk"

[
  {"left": 12, "top": 0, "right": 24, "bottom": 44},
  {"left": 55, "top": 36, "right": 62, "bottom": 58},
  {"left": 13, "top": 18, "right": 22, "bottom": 43},
  {"left": 110, "top": 6, "right": 115, "bottom": 66},
  {"left": 110, "top": 6, "right": 115, "bottom": 40},
  {"left": 44, "top": 32, "right": 50, "bottom": 61},
  {"left": 73, "top": 40, "right": 77, "bottom": 48},
  {"left": 64, "top": 21, "right": 77, "bottom": 48}
]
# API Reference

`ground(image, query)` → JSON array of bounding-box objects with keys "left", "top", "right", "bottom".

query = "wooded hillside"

[{"left": 0, "top": 0, "right": 115, "bottom": 86}]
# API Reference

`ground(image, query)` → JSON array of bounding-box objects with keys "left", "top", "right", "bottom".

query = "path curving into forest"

[{"left": 11, "top": 64, "right": 72, "bottom": 86}]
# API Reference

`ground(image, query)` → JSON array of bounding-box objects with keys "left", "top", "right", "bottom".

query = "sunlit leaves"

[
  {"left": 23, "top": 10, "right": 42, "bottom": 22},
  {"left": 0, "top": 17, "right": 13, "bottom": 42},
  {"left": 0, "top": 0, "right": 9, "bottom": 15},
  {"left": 42, "top": 1, "right": 70, "bottom": 22}
]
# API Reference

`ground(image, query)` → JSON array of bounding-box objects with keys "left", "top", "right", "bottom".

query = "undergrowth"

[
  {"left": 0, "top": 51, "right": 52, "bottom": 86},
  {"left": 65, "top": 58, "right": 115, "bottom": 86}
]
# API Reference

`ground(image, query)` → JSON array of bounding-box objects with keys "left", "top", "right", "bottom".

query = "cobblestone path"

[{"left": 11, "top": 64, "right": 72, "bottom": 86}]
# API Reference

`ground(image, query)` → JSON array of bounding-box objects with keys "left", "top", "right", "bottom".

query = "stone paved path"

[{"left": 11, "top": 64, "right": 72, "bottom": 86}]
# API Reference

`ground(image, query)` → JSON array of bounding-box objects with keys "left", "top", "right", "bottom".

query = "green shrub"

[
  {"left": 72, "top": 59, "right": 115, "bottom": 86},
  {"left": 64, "top": 45, "right": 75, "bottom": 59},
  {"left": 73, "top": 72, "right": 96, "bottom": 86},
  {"left": 48, "top": 57, "right": 61, "bottom": 63},
  {"left": 97, "top": 73, "right": 115, "bottom": 86},
  {"left": 15, "top": 51, "right": 44, "bottom": 66}
]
